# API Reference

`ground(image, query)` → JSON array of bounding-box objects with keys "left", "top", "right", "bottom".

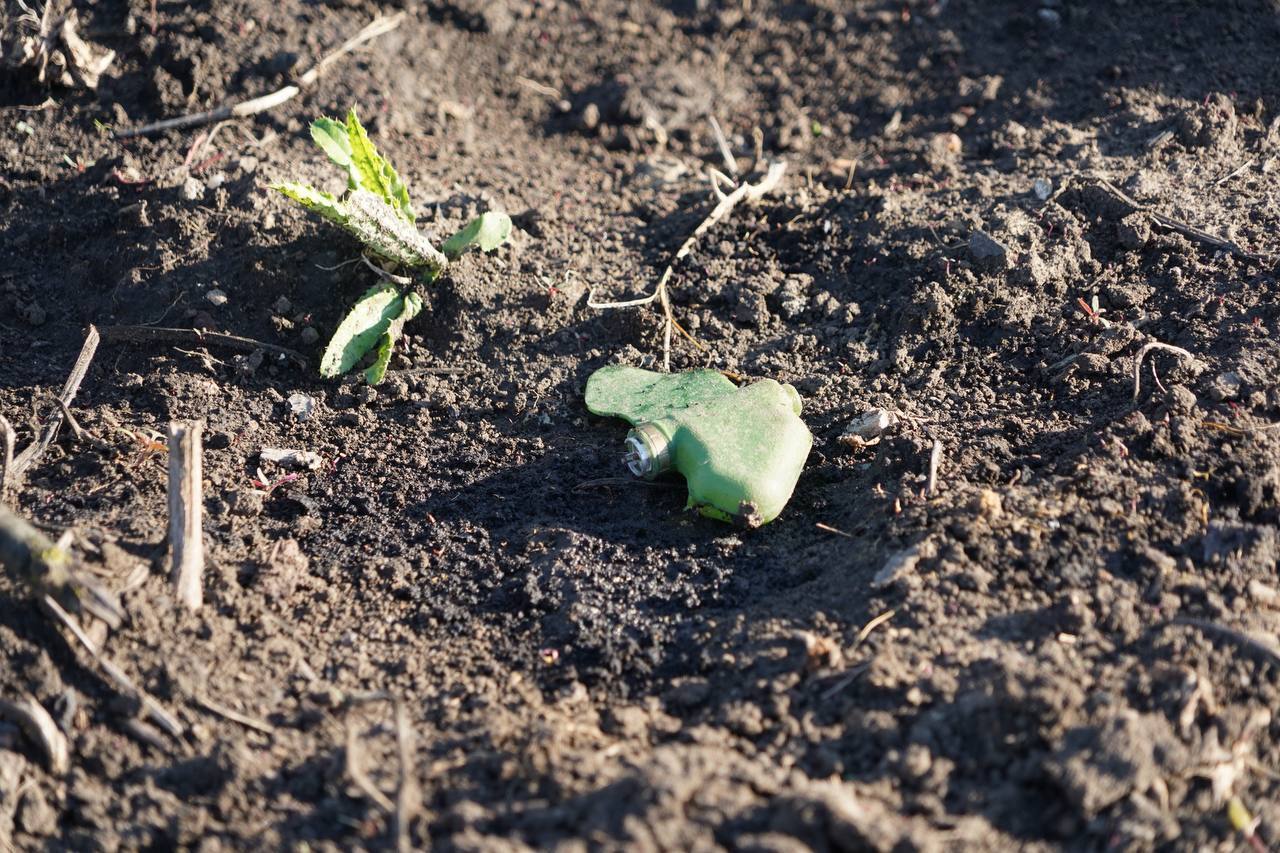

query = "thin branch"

[
  {"left": 1093, "top": 178, "right": 1263, "bottom": 262},
  {"left": 346, "top": 718, "right": 394, "bottom": 813},
  {"left": 361, "top": 253, "right": 412, "bottom": 286},
  {"left": 11, "top": 324, "right": 99, "bottom": 482},
  {"left": 114, "top": 13, "right": 405, "bottom": 138},
  {"left": 99, "top": 325, "right": 308, "bottom": 368},
  {"left": 0, "top": 414, "right": 14, "bottom": 498},
  {"left": 588, "top": 161, "right": 787, "bottom": 370},
  {"left": 0, "top": 694, "right": 68, "bottom": 773},
  {"left": 394, "top": 702, "right": 416, "bottom": 853},
  {"left": 167, "top": 421, "right": 204, "bottom": 611},
  {"left": 195, "top": 694, "right": 275, "bottom": 735},
  {"left": 1133, "top": 341, "right": 1196, "bottom": 402},
  {"left": 41, "top": 595, "right": 184, "bottom": 738},
  {"left": 707, "top": 115, "right": 738, "bottom": 177}
]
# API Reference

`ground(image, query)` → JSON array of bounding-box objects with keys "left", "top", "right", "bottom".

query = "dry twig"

[
  {"left": 346, "top": 718, "right": 394, "bottom": 813},
  {"left": 10, "top": 324, "right": 99, "bottom": 483},
  {"left": 115, "top": 13, "right": 405, "bottom": 138},
  {"left": 1132, "top": 341, "right": 1196, "bottom": 402},
  {"left": 195, "top": 694, "right": 275, "bottom": 735},
  {"left": 167, "top": 421, "right": 204, "bottom": 611},
  {"left": 926, "top": 440, "right": 943, "bottom": 498},
  {"left": 40, "top": 595, "right": 185, "bottom": 739},
  {"left": 589, "top": 161, "right": 787, "bottom": 370},
  {"left": 0, "top": 414, "right": 14, "bottom": 498},
  {"left": 1093, "top": 179, "right": 1263, "bottom": 262},
  {"left": 0, "top": 694, "right": 69, "bottom": 773},
  {"left": 99, "top": 325, "right": 308, "bottom": 368},
  {"left": 394, "top": 702, "right": 417, "bottom": 853}
]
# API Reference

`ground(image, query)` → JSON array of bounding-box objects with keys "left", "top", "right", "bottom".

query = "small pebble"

[
  {"left": 287, "top": 393, "right": 316, "bottom": 421},
  {"left": 273, "top": 296, "right": 293, "bottom": 314},
  {"left": 839, "top": 408, "right": 899, "bottom": 447},
  {"left": 1033, "top": 177, "right": 1053, "bottom": 200},
  {"left": 973, "top": 488, "right": 1003, "bottom": 520},
  {"left": 206, "top": 171, "right": 227, "bottom": 190},
  {"left": 205, "top": 288, "right": 228, "bottom": 306},
  {"left": 181, "top": 176, "right": 205, "bottom": 201},
  {"left": 299, "top": 327, "right": 319, "bottom": 345}
]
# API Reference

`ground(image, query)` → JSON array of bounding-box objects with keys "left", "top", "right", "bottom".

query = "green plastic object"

[{"left": 585, "top": 365, "right": 813, "bottom": 526}]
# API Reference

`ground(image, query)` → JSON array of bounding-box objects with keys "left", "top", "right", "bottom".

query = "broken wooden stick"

[
  {"left": 395, "top": 702, "right": 417, "bottom": 853},
  {"left": 167, "top": 421, "right": 204, "bottom": 611},
  {"left": 926, "top": 440, "right": 943, "bottom": 498},
  {"left": 99, "top": 325, "right": 308, "bottom": 368},
  {"left": 0, "top": 694, "right": 69, "bottom": 773},
  {"left": 115, "top": 12, "right": 404, "bottom": 138},
  {"left": 10, "top": 324, "right": 99, "bottom": 483},
  {"left": 346, "top": 718, "right": 394, "bottom": 813},
  {"left": 0, "top": 414, "right": 14, "bottom": 498},
  {"left": 40, "top": 595, "right": 185, "bottom": 739},
  {"left": 1091, "top": 178, "right": 1264, "bottom": 262},
  {"left": 1133, "top": 341, "right": 1196, "bottom": 402},
  {"left": 0, "top": 504, "right": 124, "bottom": 629},
  {"left": 588, "top": 160, "right": 787, "bottom": 370}
]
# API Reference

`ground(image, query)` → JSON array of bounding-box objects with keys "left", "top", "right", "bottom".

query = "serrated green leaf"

[
  {"left": 272, "top": 182, "right": 349, "bottom": 226},
  {"left": 441, "top": 211, "right": 513, "bottom": 259},
  {"left": 320, "top": 283, "right": 406, "bottom": 378},
  {"left": 345, "top": 108, "right": 414, "bottom": 223},
  {"left": 364, "top": 292, "right": 423, "bottom": 384},
  {"left": 310, "top": 117, "right": 353, "bottom": 169}
]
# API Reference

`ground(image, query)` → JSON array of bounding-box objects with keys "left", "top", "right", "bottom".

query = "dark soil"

[{"left": 3, "top": 0, "right": 1280, "bottom": 849}]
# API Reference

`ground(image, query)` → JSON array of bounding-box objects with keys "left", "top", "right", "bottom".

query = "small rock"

[
  {"left": 181, "top": 176, "right": 205, "bottom": 201},
  {"left": 1033, "top": 177, "right": 1053, "bottom": 200},
  {"left": 1209, "top": 371, "right": 1242, "bottom": 402},
  {"left": 287, "top": 393, "right": 316, "bottom": 421},
  {"left": 299, "top": 327, "right": 319, "bottom": 345},
  {"left": 839, "top": 408, "right": 898, "bottom": 448},
  {"left": 1116, "top": 213, "right": 1151, "bottom": 249},
  {"left": 929, "top": 131, "right": 962, "bottom": 158},
  {"left": 580, "top": 102, "right": 600, "bottom": 131},
  {"left": 1167, "top": 384, "right": 1196, "bottom": 413},
  {"left": 873, "top": 540, "right": 935, "bottom": 588},
  {"left": 205, "top": 288, "right": 228, "bottom": 307},
  {"left": 262, "top": 212, "right": 277, "bottom": 230},
  {"left": 973, "top": 488, "right": 1002, "bottom": 521},
  {"left": 17, "top": 787, "right": 57, "bottom": 836},
  {"left": 1038, "top": 7, "right": 1062, "bottom": 26},
  {"left": 1077, "top": 353, "right": 1111, "bottom": 375},
  {"left": 225, "top": 489, "right": 265, "bottom": 518},
  {"left": 206, "top": 171, "right": 226, "bottom": 190},
  {"left": 259, "top": 448, "right": 323, "bottom": 471},
  {"left": 273, "top": 296, "right": 293, "bottom": 314},
  {"left": 968, "top": 229, "right": 1009, "bottom": 271},
  {"left": 238, "top": 155, "right": 259, "bottom": 174},
  {"left": 1248, "top": 579, "right": 1277, "bottom": 607},
  {"left": 603, "top": 705, "right": 648, "bottom": 738}
]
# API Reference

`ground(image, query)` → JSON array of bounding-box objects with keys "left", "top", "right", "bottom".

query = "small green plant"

[{"left": 271, "top": 108, "right": 512, "bottom": 383}]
